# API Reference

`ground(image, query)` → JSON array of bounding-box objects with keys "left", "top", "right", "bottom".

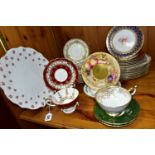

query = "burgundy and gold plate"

[
  {"left": 44, "top": 58, "right": 78, "bottom": 91},
  {"left": 81, "top": 52, "right": 120, "bottom": 91}
]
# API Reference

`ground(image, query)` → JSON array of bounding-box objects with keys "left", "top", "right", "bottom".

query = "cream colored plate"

[
  {"left": 81, "top": 52, "right": 120, "bottom": 91},
  {"left": 63, "top": 38, "right": 89, "bottom": 66}
]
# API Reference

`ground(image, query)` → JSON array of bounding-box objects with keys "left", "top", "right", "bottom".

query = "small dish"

[
  {"left": 94, "top": 99, "right": 140, "bottom": 127},
  {"left": 106, "top": 26, "right": 144, "bottom": 61},
  {"left": 95, "top": 85, "right": 137, "bottom": 116}
]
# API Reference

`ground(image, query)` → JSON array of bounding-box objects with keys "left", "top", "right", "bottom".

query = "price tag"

[{"left": 44, "top": 112, "right": 52, "bottom": 122}]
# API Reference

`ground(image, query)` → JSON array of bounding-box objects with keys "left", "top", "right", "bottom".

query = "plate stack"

[
  {"left": 63, "top": 38, "right": 89, "bottom": 83},
  {"left": 119, "top": 53, "right": 151, "bottom": 80},
  {"left": 106, "top": 26, "right": 151, "bottom": 80}
]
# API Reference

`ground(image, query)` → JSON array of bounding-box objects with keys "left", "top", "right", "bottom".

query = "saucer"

[
  {"left": 43, "top": 58, "right": 78, "bottom": 91},
  {"left": 83, "top": 85, "right": 96, "bottom": 98},
  {"left": 94, "top": 99, "right": 140, "bottom": 127}
]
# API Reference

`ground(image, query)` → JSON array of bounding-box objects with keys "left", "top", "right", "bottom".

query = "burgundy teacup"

[{"left": 48, "top": 87, "right": 79, "bottom": 114}]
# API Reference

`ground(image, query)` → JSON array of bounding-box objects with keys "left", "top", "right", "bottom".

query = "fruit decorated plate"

[
  {"left": 63, "top": 38, "right": 89, "bottom": 66},
  {"left": 0, "top": 47, "right": 53, "bottom": 110},
  {"left": 43, "top": 58, "right": 78, "bottom": 91},
  {"left": 106, "top": 26, "right": 144, "bottom": 60},
  {"left": 81, "top": 52, "right": 120, "bottom": 91}
]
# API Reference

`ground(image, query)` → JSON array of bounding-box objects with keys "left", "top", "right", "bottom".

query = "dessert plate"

[
  {"left": 94, "top": 99, "right": 140, "bottom": 127},
  {"left": 44, "top": 58, "right": 78, "bottom": 91},
  {"left": 0, "top": 47, "right": 53, "bottom": 110},
  {"left": 63, "top": 38, "right": 89, "bottom": 66},
  {"left": 81, "top": 52, "right": 120, "bottom": 91},
  {"left": 106, "top": 26, "right": 144, "bottom": 60}
]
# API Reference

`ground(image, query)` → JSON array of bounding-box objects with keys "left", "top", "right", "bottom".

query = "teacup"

[
  {"left": 95, "top": 85, "right": 137, "bottom": 116},
  {"left": 84, "top": 82, "right": 122, "bottom": 98},
  {"left": 47, "top": 87, "right": 79, "bottom": 114}
]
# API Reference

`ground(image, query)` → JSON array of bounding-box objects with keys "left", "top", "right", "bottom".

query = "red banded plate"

[{"left": 43, "top": 58, "right": 78, "bottom": 91}]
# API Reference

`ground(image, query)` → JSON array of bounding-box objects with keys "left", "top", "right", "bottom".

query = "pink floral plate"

[{"left": 0, "top": 47, "right": 53, "bottom": 110}]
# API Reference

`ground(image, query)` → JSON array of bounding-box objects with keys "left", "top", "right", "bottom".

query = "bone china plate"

[
  {"left": 81, "top": 52, "right": 120, "bottom": 91},
  {"left": 106, "top": 26, "right": 144, "bottom": 60},
  {"left": 0, "top": 47, "right": 53, "bottom": 110},
  {"left": 44, "top": 58, "right": 78, "bottom": 91},
  {"left": 63, "top": 38, "right": 89, "bottom": 66}
]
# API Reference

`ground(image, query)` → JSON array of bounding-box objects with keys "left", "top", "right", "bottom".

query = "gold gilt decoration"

[{"left": 81, "top": 52, "right": 120, "bottom": 91}]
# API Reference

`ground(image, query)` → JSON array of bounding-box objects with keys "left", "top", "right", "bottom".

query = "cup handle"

[{"left": 128, "top": 85, "right": 137, "bottom": 96}]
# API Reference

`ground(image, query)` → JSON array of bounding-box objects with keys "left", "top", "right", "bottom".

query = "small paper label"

[{"left": 44, "top": 112, "right": 52, "bottom": 122}]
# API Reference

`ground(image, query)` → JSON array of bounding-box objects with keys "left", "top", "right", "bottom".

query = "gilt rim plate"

[
  {"left": 63, "top": 38, "right": 89, "bottom": 66},
  {"left": 81, "top": 52, "right": 120, "bottom": 91},
  {"left": 106, "top": 26, "right": 144, "bottom": 60},
  {"left": 0, "top": 47, "right": 53, "bottom": 110},
  {"left": 94, "top": 99, "right": 140, "bottom": 127},
  {"left": 43, "top": 58, "right": 78, "bottom": 91}
]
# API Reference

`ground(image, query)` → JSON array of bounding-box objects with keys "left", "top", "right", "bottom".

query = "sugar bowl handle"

[{"left": 128, "top": 85, "right": 137, "bottom": 96}]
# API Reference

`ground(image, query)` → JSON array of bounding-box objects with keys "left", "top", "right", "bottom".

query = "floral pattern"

[
  {"left": 106, "top": 26, "right": 144, "bottom": 60},
  {"left": 81, "top": 52, "right": 120, "bottom": 91},
  {"left": 0, "top": 46, "right": 53, "bottom": 110}
]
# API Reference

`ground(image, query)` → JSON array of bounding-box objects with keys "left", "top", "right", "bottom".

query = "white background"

[{"left": 0, "top": 0, "right": 155, "bottom": 155}]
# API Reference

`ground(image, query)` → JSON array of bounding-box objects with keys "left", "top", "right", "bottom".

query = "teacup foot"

[
  {"left": 106, "top": 110, "right": 125, "bottom": 117},
  {"left": 62, "top": 102, "right": 79, "bottom": 114}
]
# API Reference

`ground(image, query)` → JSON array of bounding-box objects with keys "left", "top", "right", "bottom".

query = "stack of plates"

[
  {"left": 63, "top": 38, "right": 89, "bottom": 83},
  {"left": 120, "top": 54, "right": 151, "bottom": 80},
  {"left": 106, "top": 26, "right": 151, "bottom": 80}
]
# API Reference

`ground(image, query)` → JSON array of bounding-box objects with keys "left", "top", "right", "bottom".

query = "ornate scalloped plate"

[
  {"left": 106, "top": 26, "right": 144, "bottom": 60},
  {"left": 43, "top": 58, "right": 78, "bottom": 91},
  {"left": 0, "top": 47, "right": 53, "bottom": 110},
  {"left": 63, "top": 38, "right": 89, "bottom": 66},
  {"left": 81, "top": 52, "right": 120, "bottom": 91}
]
